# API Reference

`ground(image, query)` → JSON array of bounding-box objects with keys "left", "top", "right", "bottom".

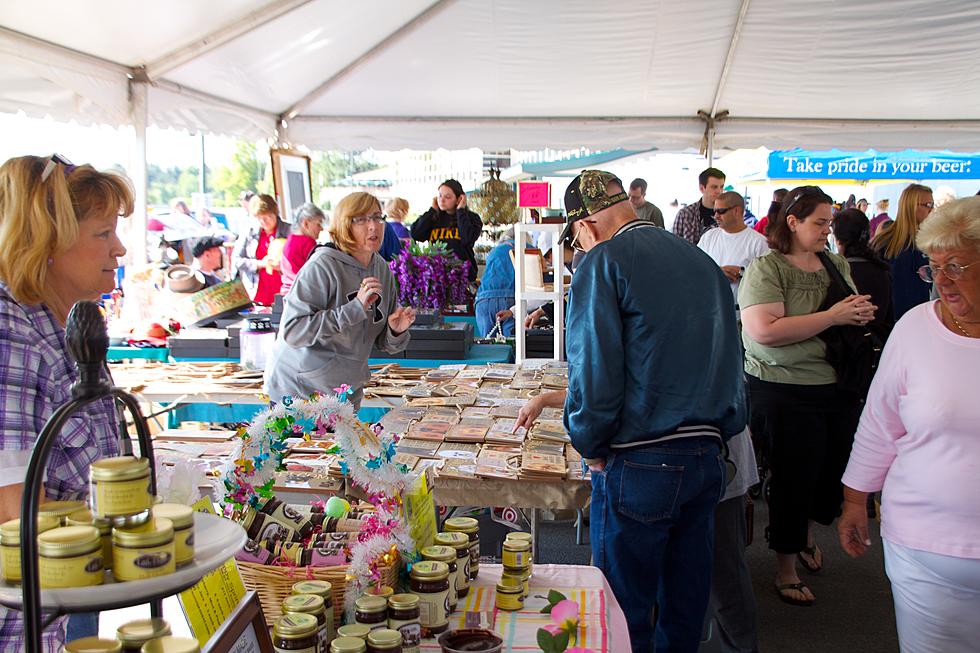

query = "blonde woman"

[
  {"left": 868, "top": 198, "right": 891, "bottom": 238},
  {"left": 384, "top": 197, "right": 411, "bottom": 244},
  {"left": 264, "top": 192, "right": 416, "bottom": 408},
  {"left": 872, "top": 184, "right": 933, "bottom": 320}
]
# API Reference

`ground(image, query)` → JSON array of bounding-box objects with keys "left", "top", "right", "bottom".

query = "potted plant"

[{"left": 389, "top": 241, "right": 471, "bottom": 325}]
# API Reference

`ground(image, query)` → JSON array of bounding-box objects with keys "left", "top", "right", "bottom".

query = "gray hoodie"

[{"left": 263, "top": 245, "right": 409, "bottom": 406}]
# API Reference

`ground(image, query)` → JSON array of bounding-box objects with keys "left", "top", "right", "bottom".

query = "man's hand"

[
  {"left": 515, "top": 395, "right": 545, "bottom": 431},
  {"left": 496, "top": 308, "right": 514, "bottom": 322},
  {"left": 720, "top": 265, "right": 742, "bottom": 283},
  {"left": 525, "top": 307, "right": 546, "bottom": 329}
]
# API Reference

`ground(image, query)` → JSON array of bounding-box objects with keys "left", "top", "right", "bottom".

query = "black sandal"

[
  {"left": 775, "top": 581, "right": 815, "bottom": 606},
  {"left": 797, "top": 544, "right": 823, "bottom": 573}
]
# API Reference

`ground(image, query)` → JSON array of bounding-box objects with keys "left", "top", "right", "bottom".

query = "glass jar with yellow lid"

[
  {"left": 67, "top": 509, "right": 113, "bottom": 571},
  {"left": 63, "top": 636, "right": 122, "bottom": 653},
  {"left": 38, "top": 525, "right": 104, "bottom": 588},
  {"left": 329, "top": 636, "right": 367, "bottom": 653},
  {"left": 112, "top": 518, "right": 175, "bottom": 581},
  {"left": 433, "top": 532, "right": 470, "bottom": 598},
  {"left": 90, "top": 456, "right": 153, "bottom": 524},
  {"left": 140, "top": 636, "right": 200, "bottom": 653},
  {"left": 408, "top": 560, "right": 450, "bottom": 635},
  {"left": 116, "top": 617, "right": 172, "bottom": 653},
  {"left": 442, "top": 517, "right": 479, "bottom": 580},
  {"left": 272, "top": 613, "right": 319, "bottom": 653},
  {"left": 495, "top": 575, "right": 524, "bottom": 611},
  {"left": 502, "top": 539, "right": 531, "bottom": 569},
  {"left": 386, "top": 594, "right": 420, "bottom": 653},
  {"left": 152, "top": 504, "right": 194, "bottom": 567},
  {"left": 336, "top": 624, "right": 371, "bottom": 640},
  {"left": 366, "top": 628, "right": 402, "bottom": 653},
  {"left": 39, "top": 500, "right": 88, "bottom": 525},
  {"left": 504, "top": 531, "right": 533, "bottom": 575},
  {"left": 1, "top": 515, "right": 60, "bottom": 584},
  {"left": 354, "top": 595, "right": 389, "bottom": 632},
  {"left": 419, "top": 546, "right": 457, "bottom": 613},
  {"left": 282, "top": 593, "right": 333, "bottom": 651}
]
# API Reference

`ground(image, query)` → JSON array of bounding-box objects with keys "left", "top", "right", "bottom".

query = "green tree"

[
  {"left": 211, "top": 141, "right": 270, "bottom": 205},
  {"left": 311, "top": 151, "right": 378, "bottom": 192}
]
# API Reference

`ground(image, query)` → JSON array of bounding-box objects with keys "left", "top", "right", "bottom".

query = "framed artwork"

[
  {"left": 270, "top": 149, "right": 312, "bottom": 221},
  {"left": 201, "top": 591, "right": 274, "bottom": 653}
]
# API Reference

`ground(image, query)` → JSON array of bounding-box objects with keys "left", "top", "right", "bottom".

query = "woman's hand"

[
  {"left": 828, "top": 294, "right": 876, "bottom": 326},
  {"left": 431, "top": 197, "right": 439, "bottom": 210},
  {"left": 525, "top": 307, "right": 546, "bottom": 328},
  {"left": 456, "top": 193, "right": 467, "bottom": 210},
  {"left": 514, "top": 395, "right": 545, "bottom": 432},
  {"left": 357, "top": 277, "right": 383, "bottom": 309},
  {"left": 838, "top": 495, "right": 873, "bottom": 558},
  {"left": 388, "top": 306, "right": 416, "bottom": 334},
  {"left": 495, "top": 308, "right": 514, "bottom": 322}
]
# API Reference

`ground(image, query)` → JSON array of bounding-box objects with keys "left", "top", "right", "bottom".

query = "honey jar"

[
  {"left": 495, "top": 577, "right": 524, "bottom": 611},
  {"left": 116, "top": 617, "right": 172, "bottom": 653},
  {"left": 408, "top": 561, "right": 450, "bottom": 635},
  {"left": 442, "top": 517, "right": 479, "bottom": 580},
  {"left": 434, "top": 532, "right": 470, "bottom": 598},
  {"left": 386, "top": 594, "right": 421, "bottom": 653},
  {"left": 1, "top": 515, "right": 59, "bottom": 584},
  {"left": 63, "top": 637, "right": 122, "bottom": 653},
  {"left": 89, "top": 457, "right": 153, "bottom": 524},
  {"left": 365, "top": 628, "right": 402, "bottom": 653},
  {"left": 112, "top": 518, "right": 175, "bottom": 581},
  {"left": 152, "top": 504, "right": 194, "bottom": 567},
  {"left": 66, "top": 509, "right": 113, "bottom": 571},
  {"left": 140, "top": 636, "right": 201, "bottom": 653},
  {"left": 38, "top": 525, "right": 104, "bottom": 588},
  {"left": 38, "top": 500, "right": 87, "bottom": 526}
]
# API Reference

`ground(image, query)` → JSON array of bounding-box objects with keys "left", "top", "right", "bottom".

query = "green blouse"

[{"left": 738, "top": 250, "right": 855, "bottom": 385}]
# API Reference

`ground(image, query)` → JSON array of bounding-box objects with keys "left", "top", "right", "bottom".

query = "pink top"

[
  {"left": 842, "top": 301, "right": 980, "bottom": 558},
  {"left": 279, "top": 233, "right": 318, "bottom": 294}
]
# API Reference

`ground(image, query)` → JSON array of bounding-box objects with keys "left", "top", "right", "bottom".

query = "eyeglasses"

[
  {"left": 352, "top": 213, "right": 386, "bottom": 226},
  {"left": 569, "top": 224, "right": 585, "bottom": 252},
  {"left": 919, "top": 202, "right": 935, "bottom": 209},
  {"left": 40, "top": 153, "right": 75, "bottom": 182},
  {"left": 917, "top": 261, "right": 976, "bottom": 282},
  {"left": 713, "top": 207, "right": 734, "bottom": 215}
]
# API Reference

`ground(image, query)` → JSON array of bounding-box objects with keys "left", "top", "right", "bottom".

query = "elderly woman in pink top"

[
  {"left": 839, "top": 195, "right": 980, "bottom": 653},
  {"left": 280, "top": 202, "right": 325, "bottom": 294}
]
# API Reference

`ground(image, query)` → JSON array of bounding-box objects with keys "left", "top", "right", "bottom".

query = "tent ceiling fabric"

[{"left": 1, "top": 0, "right": 979, "bottom": 151}]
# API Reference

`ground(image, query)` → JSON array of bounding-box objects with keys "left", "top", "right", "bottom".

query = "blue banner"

[{"left": 768, "top": 149, "right": 980, "bottom": 180}]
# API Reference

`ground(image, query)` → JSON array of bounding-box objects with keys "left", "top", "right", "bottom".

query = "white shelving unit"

[{"left": 514, "top": 222, "right": 566, "bottom": 362}]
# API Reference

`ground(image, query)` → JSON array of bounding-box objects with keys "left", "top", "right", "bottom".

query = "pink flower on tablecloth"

[
  {"left": 565, "top": 648, "right": 595, "bottom": 653},
  {"left": 550, "top": 599, "right": 580, "bottom": 632},
  {"left": 542, "top": 624, "right": 562, "bottom": 636}
]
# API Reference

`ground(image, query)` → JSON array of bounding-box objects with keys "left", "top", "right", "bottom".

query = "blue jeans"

[
  {"left": 591, "top": 438, "right": 725, "bottom": 653},
  {"left": 66, "top": 611, "right": 99, "bottom": 641},
  {"left": 475, "top": 296, "right": 515, "bottom": 337}
]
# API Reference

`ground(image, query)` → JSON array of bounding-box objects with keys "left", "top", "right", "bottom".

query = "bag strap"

[{"left": 816, "top": 251, "right": 854, "bottom": 298}]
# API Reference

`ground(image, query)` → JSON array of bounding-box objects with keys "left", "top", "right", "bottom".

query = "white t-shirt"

[{"left": 697, "top": 226, "right": 770, "bottom": 306}]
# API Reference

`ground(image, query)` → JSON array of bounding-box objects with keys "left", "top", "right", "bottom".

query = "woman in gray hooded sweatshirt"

[{"left": 264, "top": 192, "right": 416, "bottom": 407}]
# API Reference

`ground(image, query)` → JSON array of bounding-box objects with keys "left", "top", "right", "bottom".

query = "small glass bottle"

[
  {"left": 282, "top": 593, "right": 333, "bottom": 653},
  {"left": 365, "top": 628, "right": 402, "bottom": 653},
  {"left": 442, "top": 517, "right": 479, "bottom": 580},
  {"left": 89, "top": 456, "right": 153, "bottom": 524},
  {"left": 434, "top": 532, "right": 470, "bottom": 598},
  {"left": 387, "top": 594, "right": 420, "bottom": 653},
  {"left": 408, "top": 560, "right": 450, "bottom": 635},
  {"left": 354, "top": 595, "right": 389, "bottom": 632},
  {"left": 271, "top": 614, "right": 319, "bottom": 653},
  {"left": 495, "top": 577, "right": 524, "bottom": 611},
  {"left": 419, "top": 546, "right": 457, "bottom": 613}
]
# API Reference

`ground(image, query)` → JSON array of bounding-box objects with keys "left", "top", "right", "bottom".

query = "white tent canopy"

[{"left": 2, "top": 0, "right": 980, "bottom": 153}]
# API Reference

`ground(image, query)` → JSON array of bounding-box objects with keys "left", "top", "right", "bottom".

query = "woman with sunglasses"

[
  {"left": 871, "top": 183, "right": 934, "bottom": 320},
  {"left": 739, "top": 186, "right": 876, "bottom": 607},
  {"left": 840, "top": 196, "right": 980, "bottom": 652},
  {"left": 264, "top": 192, "right": 416, "bottom": 408}
]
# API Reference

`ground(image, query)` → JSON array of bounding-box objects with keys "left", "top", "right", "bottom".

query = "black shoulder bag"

[{"left": 816, "top": 252, "right": 886, "bottom": 399}]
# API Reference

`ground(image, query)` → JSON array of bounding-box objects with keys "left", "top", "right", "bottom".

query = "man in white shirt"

[{"left": 698, "top": 191, "right": 770, "bottom": 311}]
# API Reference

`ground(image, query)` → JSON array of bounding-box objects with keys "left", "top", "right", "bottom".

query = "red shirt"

[
  {"left": 280, "top": 234, "right": 318, "bottom": 294},
  {"left": 253, "top": 229, "right": 282, "bottom": 306}
]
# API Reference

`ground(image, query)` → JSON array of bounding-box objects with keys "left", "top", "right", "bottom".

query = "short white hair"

[{"left": 917, "top": 196, "right": 980, "bottom": 255}]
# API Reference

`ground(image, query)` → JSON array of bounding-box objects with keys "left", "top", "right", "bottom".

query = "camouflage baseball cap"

[{"left": 559, "top": 170, "right": 628, "bottom": 245}]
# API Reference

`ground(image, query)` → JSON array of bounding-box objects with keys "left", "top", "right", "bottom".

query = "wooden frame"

[
  {"left": 202, "top": 590, "right": 274, "bottom": 653},
  {"left": 269, "top": 148, "right": 312, "bottom": 221}
]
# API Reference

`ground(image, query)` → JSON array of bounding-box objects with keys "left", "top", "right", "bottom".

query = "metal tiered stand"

[{"left": 3, "top": 301, "right": 246, "bottom": 651}]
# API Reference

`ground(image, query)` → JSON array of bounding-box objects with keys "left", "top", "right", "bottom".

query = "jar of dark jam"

[
  {"left": 282, "top": 593, "right": 332, "bottom": 652},
  {"left": 365, "top": 628, "right": 402, "bottom": 653},
  {"left": 387, "top": 594, "right": 420, "bottom": 653},
  {"left": 419, "top": 546, "right": 457, "bottom": 613},
  {"left": 408, "top": 560, "right": 450, "bottom": 635},
  {"left": 434, "top": 532, "right": 470, "bottom": 598},
  {"left": 272, "top": 613, "right": 319, "bottom": 653},
  {"left": 443, "top": 517, "right": 479, "bottom": 580},
  {"left": 354, "top": 595, "right": 389, "bottom": 632}
]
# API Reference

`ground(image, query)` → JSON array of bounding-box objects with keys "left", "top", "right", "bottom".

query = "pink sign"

[{"left": 518, "top": 181, "right": 551, "bottom": 208}]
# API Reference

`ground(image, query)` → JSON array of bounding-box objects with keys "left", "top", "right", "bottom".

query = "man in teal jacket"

[{"left": 560, "top": 170, "right": 746, "bottom": 653}]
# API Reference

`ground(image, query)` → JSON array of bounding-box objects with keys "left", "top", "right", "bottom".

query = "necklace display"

[{"left": 944, "top": 305, "right": 976, "bottom": 338}]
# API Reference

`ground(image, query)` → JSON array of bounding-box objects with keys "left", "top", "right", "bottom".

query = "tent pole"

[{"left": 128, "top": 79, "right": 149, "bottom": 265}]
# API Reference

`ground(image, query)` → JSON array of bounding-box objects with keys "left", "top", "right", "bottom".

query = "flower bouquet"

[{"left": 389, "top": 241, "right": 471, "bottom": 320}]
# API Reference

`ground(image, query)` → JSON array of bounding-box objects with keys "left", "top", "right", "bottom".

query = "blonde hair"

[
  {"left": 0, "top": 155, "right": 134, "bottom": 304},
  {"left": 384, "top": 197, "right": 409, "bottom": 222},
  {"left": 916, "top": 196, "right": 980, "bottom": 256},
  {"left": 249, "top": 193, "right": 278, "bottom": 217},
  {"left": 330, "top": 192, "right": 381, "bottom": 254},
  {"left": 872, "top": 183, "right": 931, "bottom": 258}
]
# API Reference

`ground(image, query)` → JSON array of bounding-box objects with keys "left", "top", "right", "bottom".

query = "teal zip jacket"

[{"left": 564, "top": 221, "right": 747, "bottom": 460}]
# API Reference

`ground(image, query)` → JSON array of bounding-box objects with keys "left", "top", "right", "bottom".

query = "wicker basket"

[{"left": 238, "top": 560, "right": 400, "bottom": 625}]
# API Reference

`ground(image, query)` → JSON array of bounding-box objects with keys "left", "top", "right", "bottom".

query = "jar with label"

[
  {"left": 66, "top": 509, "right": 114, "bottom": 571},
  {"left": 259, "top": 497, "right": 315, "bottom": 540},
  {"left": 63, "top": 637, "right": 121, "bottom": 653},
  {"left": 117, "top": 617, "right": 172, "bottom": 653},
  {"left": 365, "top": 628, "right": 402, "bottom": 653},
  {"left": 495, "top": 577, "right": 524, "bottom": 611},
  {"left": 502, "top": 564, "right": 531, "bottom": 599},
  {"left": 0, "top": 515, "right": 60, "bottom": 584},
  {"left": 38, "top": 500, "right": 87, "bottom": 525},
  {"left": 283, "top": 593, "right": 333, "bottom": 652},
  {"left": 241, "top": 505, "right": 295, "bottom": 543},
  {"left": 329, "top": 637, "right": 366, "bottom": 653},
  {"left": 112, "top": 517, "right": 176, "bottom": 582},
  {"left": 90, "top": 457, "right": 153, "bottom": 524},
  {"left": 387, "top": 594, "right": 420, "bottom": 653},
  {"left": 408, "top": 560, "right": 450, "bottom": 635},
  {"left": 152, "top": 504, "right": 195, "bottom": 567},
  {"left": 141, "top": 636, "right": 201, "bottom": 653},
  {"left": 272, "top": 613, "right": 319, "bottom": 653},
  {"left": 502, "top": 539, "right": 531, "bottom": 569},
  {"left": 434, "top": 532, "right": 470, "bottom": 598},
  {"left": 355, "top": 595, "right": 389, "bottom": 631},
  {"left": 336, "top": 624, "right": 370, "bottom": 641},
  {"left": 505, "top": 531, "right": 533, "bottom": 576},
  {"left": 38, "top": 525, "right": 104, "bottom": 588},
  {"left": 442, "top": 517, "right": 479, "bottom": 580},
  {"left": 240, "top": 315, "right": 276, "bottom": 371},
  {"left": 291, "top": 580, "right": 334, "bottom": 621},
  {"left": 419, "top": 546, "right": 457, "bottom": 613}
]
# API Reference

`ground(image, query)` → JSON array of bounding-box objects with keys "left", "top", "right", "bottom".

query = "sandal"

[
  {"left": 775, "top": 581, "right": 815, "bottom": 606},
  {"left": 797, "top": 544, "right": 823, "bottom": 573}
]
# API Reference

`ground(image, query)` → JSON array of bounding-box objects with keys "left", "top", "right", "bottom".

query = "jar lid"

[
  {"left": 140, "top": 636, "right": 201, "bottom": 653},
  {"left": 37, "top": 525, "right": 101, "bottom": 557},
  {"left": 38, "top": 499, "right": 87, "bottom": 519},
  {"left": 502, "top": 566, "right": 530, "bottom": 579},
  {"left": 116, "top": 618, "right": 172, "bottom": 645},
  {"left": 67, "top": 510, "right": 112, "bottom": 534},
  {"left": 443, "top": 517, "right": 478, "bottom": 533},
  {"left": 388, "top": 593, "right": 419, "bottom": 610},
  {"left": 336, "top": 623, "right": 371, "bottom": 639},
  {"left": 90, "top": 456, "right": 150, "bottom": 482},
  {"left": 152, "top": 503, "right": 194, "bottom": 529},
  {"left": 420, "top": 545, "right": 456, "bottom": 563},
  {"left": 353, "top": 595, "right": 387, "bottom": 613},
  {"left": 366, "top": 628, "right": 402, "bottom": 647},
  {"left": 409, "top": 560, "right": 449, "bottom": 581},
  {"left": 329, "top": 636, "right": 368, "bottom": 653},
  {"left": 282, "top": 593, "right": 325, "bottom": 614},
  {"left": 503, "top": 539, "right": 531, "bottom": 552},
  {"left": 434, "top": 532, "right": 469, "bottom": 549},
  {"left": 273, "top": 613, "right": 319, "bottom": 639},
  {"left": 1, "top": 515, "right": 60, "bottom": 544},
  {"left": 505, "top": 531, "right": 532, "bottom": 543},
  {"left": 63, "top": 636, "right": 122, "bottom": 653},
  {"left": 496, "top": 581, "right": 523, "bottom": 594},
  {"left": 364, "top": 584, "right": 393, "bottom": 598},
  {"left": 292, "top": 580, "right": 332, "bottom": 597},
  {"left": 113, "top": 517, "right": 174, "bottom": 548}
]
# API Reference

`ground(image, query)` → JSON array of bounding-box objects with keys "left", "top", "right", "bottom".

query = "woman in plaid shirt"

[{"left": 0, "top": 155, "right": 133, "bottom": 651}]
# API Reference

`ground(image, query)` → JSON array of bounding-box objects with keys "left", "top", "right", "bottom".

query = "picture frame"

[
  {"left": 270, "top": 148, "right": 312, "bottom": 221},
  {"left": 201, "top": 590, "right": 274, "bottom": 653}
]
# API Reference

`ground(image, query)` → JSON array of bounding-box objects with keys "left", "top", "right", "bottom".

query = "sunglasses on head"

[{"left": 40, "top": 153, "right": 76, "bottom": 182}]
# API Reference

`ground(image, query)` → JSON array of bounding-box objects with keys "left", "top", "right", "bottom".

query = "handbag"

[{"left": 816, "top": 252, "right": 887, "bottom": 399}]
